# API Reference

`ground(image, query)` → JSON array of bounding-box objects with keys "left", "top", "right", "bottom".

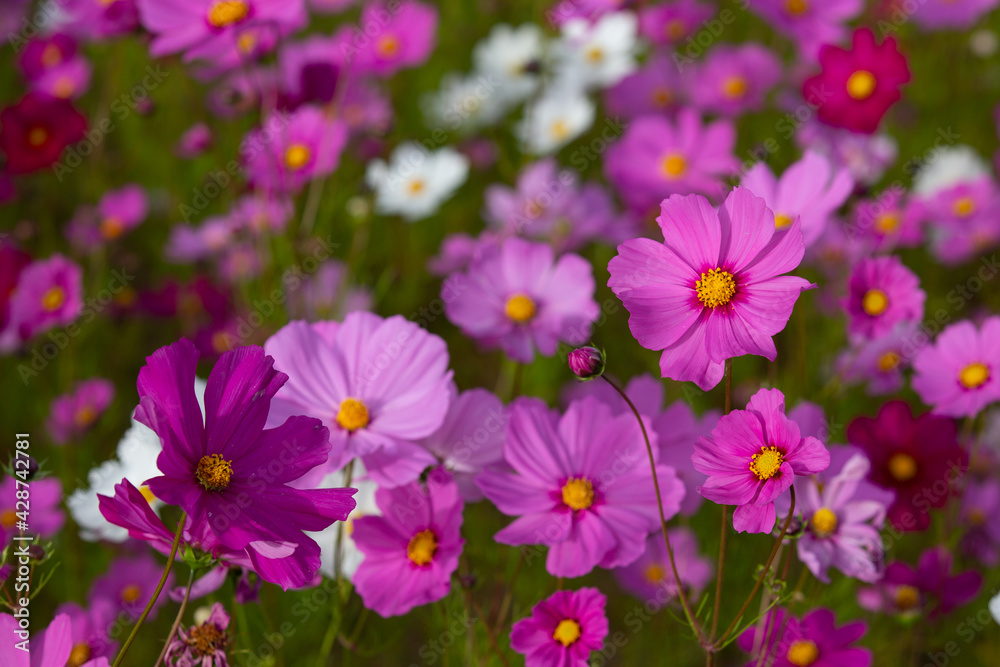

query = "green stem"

[
  {"left": 154, "top": 567, "right": 197, "bottom": 667},
  {"left": 708, "top": 359, "right": 734, "bottom": 659}
]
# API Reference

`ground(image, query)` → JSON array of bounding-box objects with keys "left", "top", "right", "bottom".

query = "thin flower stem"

[
  {"left": 154, "top": 567, "right": 197, "bottom": 667},
  {"left": 471, "top": 595, "right": 511, "bottom": 667},
  {"left": 112, "top": 512, "right": 186, "bottom": 667},
  {"left": 602, "top": 376, "right": 705, "bottom": 645},
  {"left": 709, "top": 360, "right": 734, "bottom": 655},
  {"left": 716, "top": 488, "right": 796, "bottom": 648}
]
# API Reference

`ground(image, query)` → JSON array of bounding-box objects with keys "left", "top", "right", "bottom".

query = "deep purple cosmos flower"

[
  {"left": 614, "top": 528, "right": 712, "bottom": 603},
  {"left": 694, "top": 388, "right": 829, "bottom": 533},
  {"left": 608, "top": 187, "right": 814, "bottom": 390},
  {"left": 444, "top": 237, "right": 599, "bottom": 364},
  {"left": 136, "top": 338, "right": 356, "bottom": 588},
  {"left": 803, "top": 28, "right": 910, "bottom": 134},
  {"left": 164, "top": 602, "right": 230, "bottom": 666},
  {"left": 264, "top": 315, "right": 453, "bottom": 487},
  {"left": 352, "top": 469, "right": 464, "bottom": 617},
  {"left": 858, "top": 547, "right": 981, "bottom": 618},
  {"left": 847, "top": 401, "right": 967, "bottom": 532},
  {"left": 690, "top": 43, "right": 782, "bottom": 117},
  {"left": 738, "top": 607, "right": 872, "bottom": 667},
  {"left": 844, "top": 255, "right": 924, "bottom": 340},
  {"left": 510, "top": 588, "right": 608, "bottom": 667},
  {"left": 1, "top": 475, "right": 64, "bottom": 548},
  {"left": 913, "top": 317, "right": 1000, "bottom": 418},
  {"left": 0, "top": 613, "right": 110, "bottom": 667},
  {"left": 477, "top": 396, "right": 684, "bottom": 577},
  {"left": 46, "top": 377, "right": 115, "bottom": 445}
]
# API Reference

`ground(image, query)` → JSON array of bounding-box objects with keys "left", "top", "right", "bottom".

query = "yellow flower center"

[
  {"left": 0, "top": 509, "right": 17, "bottom": 528},
  {"left": 723, "top": 76, "right": 747, "bottom": 99},
  {"left": 549, "top": 119, "right": 570, "bottom": 141},
  {"left": 959, "top": 362, "right": 989, "bottom": 389},
  {"left": 651, "top": 87, "right": 673, "bottom": 107},
  {"left": 67, "top": 642, "right": 92, "bottom": 667},
  {"left": 552, "top": 619, "right": 581, "bottom": 647},
  {"left": 140, "top": 485, "right": 156, "bottom": 504},
  {"left": 284, "top": 144, "right": 311, "bottom": 170},
  {"left": 877, "top": 351, "right": 901, "bottom": 372},
  {"left": 407, "top": 178, "right": 426, "bottom": 196},
  {"left": 336, "top": 398, "right": 370, "bottom": 431},
  {"left": 846, "top": 70, "right": 876, "bottom": 100},
  {"left": 121, "top": 584, "right": 141, "bottom": 604},
  {"left": 953, "top": 196, "right": 975, "bottom": 217},
  {"left": 562, "top": 477, "right": 594, "bottom": 511},
  {"left": 787, "top": 640, "right": 819, "bottom": 666},
  {"left": 41, "top": 44, "right": 62, "bottom": 68},
  {"left": 238, "top": 32, "right": 257, "bottom": 53},
  {"left": 407, "top": 529, "right": 437, "bottom": 566},
  {"left": 42, "top": 286, "right": 66, "bottom": 311},
  {"left": 695, "top": 269, "right": 737, "bottom": 309},
  {"left": 101, "top": 217, "right": 125, "bottom": 239},
  {"left": 207, "top": 1, "right": 249, "bottom": 28},
  {"left": 774, "top": 213, "right": 794, "bottom": 229},
  {"left": 786, "top": 0, "right": 808, "bottom": 15},
  {"left": 811, "top": 507, "right": 838, "bottom": 537},
  {"left": 376, "top": 35, "right": 400, "bottom": 58},
  {"left": 585, "top": 46, "right": 604, "bottom": 63},
  {"left": 645, "top": 563, "right": 665, "bottom": 583},
  {"left": 27, "top": 126, "right": 48, "bottom": 148},
  {"left": 505, "top": 293, "right": 536, "bottom": 323},
  {"left": 74, "top": 405, "right": 97, "bottom": 427},
  {"left": 660, "top": 153, "right": 687, "bottom": 179},
  {"left": 875, "top": 212, "right": 900, "bottom": 233},
  {"left": 895, "top": 585, "right": 920, "bottom": 610},
  {"left": 196, "top": 454, "right": 233, "bottom": 491},
  {"left": 888, "top": 452, "right": 917, "bottom": 482},
  {"left": 750, "top": 446, "right": 784, "bottom": 481},
  {"left": 861, "top": 289, "right": 888, "bottom": 316},
  {"left": 53, "top": 76, "right": 75, "bottom": 99}
]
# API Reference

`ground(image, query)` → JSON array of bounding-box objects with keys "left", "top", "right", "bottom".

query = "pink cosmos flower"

[
  {"left": 353, "top": 1, "right": 438, "bottom": 77},
  {"left": 690, "top": 43, "right": 782, "bottom": 117},
  {"left": 803, "top": 28, "right": 910, "bottom": 134},
  {"left": 89, "top": 553, "right": 175, "bottom": 622},
  {"left": 857, "top": 547, "right": 981, "bottom": 618},
  {"left": 510, "top": 587, "right": 608, "bottom": 667},
  {"left": 737, "top": 607, "right": 872, "bottom": 667},
  {"left": 163, "top": 602, "right": 230, "bottom": 665},
  {"left": 0, "top": 254, "right": 83, "bottom": 352},
  {"left": 17, "top": 34, "right": 78, "bottom": 80},
  {"left": 844, "top": 255, "right": 925, "bottom": 340},
  {"left": 608, "top": 187, "right": 814, "bottom": 390},
  {"left": 614, "top": 528, "right": 712, "bottom": 603},
  {"left": 278, "top": 35, "right": 341, "bottom": 107},
  {"left": 604, "top": 109, "right": 739, "bottom": 213},
  {"left": 62, "top": 0, "right": 141, "bottom": 39},
  {"left": 476, "top": 396, "right": 684, "bottom": 578},
  {"left": 912, "top": 317, "right": 1000, "bottom": 418},
  {"left": 604, "top": 54, "right": 687, "bottom": 119},
  {"left": 443, "top": 238, "right": 599, "bottom": 364},
  {"left": 31, "top": 56, "right": 92, "bottom": 100},
  {"left": 136, "top": 0, "right": 306, "bottom": 62},
  {"left": 750, "top": 0, "right": 864, "bottom": 60},
  {"left": 1, "top": 476, "right": 64, "bottom": 548},
  {"left": 836, "top": 322, "right": 922, "bottom": 395},
  {"left": 561, "top": 372, "right": 664, "bottom": 419},
  {"left": 352, "top": 469, "right": 464, "bottom": 617},
  {"left": 638, "top": 0, "right": 716, "bottom": 46},
  {"left": 175, "top": 122, "right": 212, "bottom": 158},
  {"left": 0, "top": 613, "right": 110, "bottom": 667},
  {"left": 656, "top": 402, "right": 720, "bottom": 516},
  {"left": 847, "top": 187, "right": 923, "bottom": 251},
  {"left": 795, "top": 119, "right": 898, "bottom": 186},
  {"left": 54, "top": 600, "right": 117, "bottom": 666},
  {"left": 46, "top": 378, "right": 115, "bottom": 445},
  {"left": 741, "top": 150, "right": 854, "bottom": 247},
  {"left": 921, "top": 177, "right": 1000, "bottom": 264},
  {"left": 911, "top": 0, "right": 1000, "bottom": 30},
  {"left": 244, "top": 106, "right": 348, "bottom": 193},
  {"left": 263, "top": 314, "right": 453, "bottom": 487},
  {"left": 427, "top": 232, "right": 500, "bottom": 276}
]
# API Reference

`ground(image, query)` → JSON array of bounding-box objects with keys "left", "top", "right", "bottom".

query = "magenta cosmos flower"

[
  {"left": 614, "top": 528, "right": 712, "bottom": 603},
  {"left": 0, "top": 613, "right": 110, "bottom": 667},
  {"left": 844, "top": 255, "right": 924, "bottom": 340},
  {"left": 608, "top": 187, "right": 814, "bottom": 390},
  {"left": 858, "top": 547, "right": 981, "bottom": 619},
  {"left": 693, "top": 388, "right": 830, "bottom": 533},
  {"left": 352, "top": 469, "right": 464, "bottom": 617},
  {"left": 848, "top": 187, "right": 923, "bottom": 251},
  {"left": 690, "top": 43, "right": 782, "bottom": 117},
  {"left": 913, "top": 317, "right": 1000, "bottom": 418},
  {"left": 960, "top": 479, "right": 1000, "bottom": 565},
  {"left": 911, "top": 0, "right": 1000, "bottom": 31},
  {"left": 510, "top": 587, "right": 608, "bottom": 667},
  {"left": 164, "top": 602, "right": 230, "bottom": 666},
  {"left": 604, "top": 109, "right": 738, "bottom": 214},
  {"left": 638, "top": 0, "right": 716, "bottom": 46},
  {"left": 738, "top": 607, "right": 872, "bottom": 667},
  {"left": 750, "top": 0, "right": 863, "bottom": 59},
  {"left": 96, "top": 184, "right": 148, "bottom": 241},
  {"left": 443, "top": 237, "right": 599, "bottom": 364},
  {"left": 1, "top": 475, "right": 64, "bottom": 548},
  {"left": 352, "top": 1, "right": 438, "bottom": 77},
  {"left": 847, "top": 401, "right": 966, "bottom": 532},
  {"left": 476, "top": 396, "right": 684, "bottom": 577},
  {"left": 136, "top": 0, "right": 306, "bottom": 61},
  {"left": 137, "top": 338, "right": 357, "bottom": 587},
  {"left": 803, "top": 28, "right": 910, "bottom": 134},
  {"left": 244, "top": 106, "right": 348, "bottom": 193},
  {"left": 90, "top": 553, "right": 174, "bottom": 622},
  {"left": 837, "top": 322, "right": 922, "bottom": 396},
  {"left": 741, "top": 149, "right": 854, "bottom": 247},
  {"left": 604, "top": 54, "right": 687, "bottom": 120},
  {"left": 54, "top": 600, "right": 117, "bottom": 666},
  {"left": 0, "top": 254, "right": 83, "bottom": 351},
  {"left": 63, "top": 0, "right": 141, "bottom": 39},
  {"left": 46, "top": 377, "right": 115, "bottom": 445},
  {"left": 264, "top": 314, "right": 452, "bottom": 486}
]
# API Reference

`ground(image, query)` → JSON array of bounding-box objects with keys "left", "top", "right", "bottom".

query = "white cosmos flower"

[
  {"left": 312, "top": 463, "right": 379, "bottom": 581},
  {"left": 366, "top": 143, "right": 470, "bottom": 222},
  {"left": 913, "top": 145, "right": 991, "bottom": 197},
  {"left": 517, "top": 89, "right": 594, "bottom": 155},
  {"left": 553, "top": 11, "right": 638, "bottom": 90},
  {"left": 472, "top": 23, "right": 546, "bottom": 107},
  {"left": 991, "top": 591, "right": 1000, "bottom": 624},
  {"left": 422, "top": 73, "right": 507, "bottom": 133}
]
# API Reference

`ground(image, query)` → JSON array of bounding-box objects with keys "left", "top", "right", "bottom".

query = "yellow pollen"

[
  {"left": 786, "top": 0, "right": 808, "bottom": 15},
  {"left": 549, "top": 119, "right": 570, "bottom": 140},
  {"left": 101, "top": 217, "right": 125, "bottom": 239},
  {"left": 660, "top": 153, "right": 687, "bottom": 179},
  {"left": 695, "top": 269, "right": 737, "bottom": 309},
  {"left": 407, "top": 178, "right": 426, "bottom": 196},
  {"left": 552, "top": 619, "right": 581, "bottom": 647},
  {"left": 121, "top": 584, "right": 141, "bottom": 604},
  {"left": 585, "top": 46, "right": 604, "bottom": 63},
  {"left": 407, "top": 529, "right": 437, "bottom": 566},
  {"left": 665, "top": 19, "right": 686, "bottom": 40},
  {"left": 284, "top": 144, "right": 311, "bottom": 171},
  {"left": 651, "top": 87, "right": 673, "bottom": 107},
  {"left": 237, "top": 32, "right": 257, "bottom": 53},
  {"left": 42, "top": 287, "right": 65, "bottom": 311},
  {"left": 723, "top": 76, "right": 747, "bottom": 99},
  {"left": 786, "top": 640, "right": 819, "bottom": 666},
  {"left": 750, "top": 446, "right": 784, "bottom": 481},
  {"left": 139, "top": 485, "right": 156, "bottom": 504},
  {"left": 888, "top": 452, "right": 917, "bottom": 482},
  {"left": 211, "top": 330, "right": 231, "bottom": 354},
  {"left": 846, "top": 70, "right": 876, "bottom": 100},
  {"left": 968, "top": 509, "right": 985, "bottom": 526},
  {"left": 562, "top": 477, "right": 594, "bottom": 511},
  {"left": 196, "top": 454, "right": 233, "bottom": 491},
  {"left": 875, "top": 212, "right": 900, "bottom": 233},
  {"left": 525, "top": 199, "right": 545, "bottom": 217},
  {"left": 774, "top": 213, "right": 794, "bottom": 229},
  {"left": 27, "top": 126, "right": 48, "bottom": 148},
  {"left": 811, "top": 507, "right": 838, "bottom": 537},
  {"left": 74, "top": 405, "right": 97, "bottom": 427},
  {"left": 953, "top": 196, "right": 976, "bottom": 217},
  {"left": 895, "top": 585, "right": 920, "bottom": 611},
  {"left": 877, "top": 351, "right": 901, "bottom": 372},
  {"left": 645, "top": 563, "right": 665, "bottom": 583},
  {"left": 336, "top": 398, "right": 370, "bottom": 431},
  {"left": 207, "top": 1, "right": 249, "bottom": 28},
  {"left": 0, "top": 509, "right": 17, "bottom": 528},
  {"left": 861, "top": 289, "right": 888, "bottom": 316},
  {"left": 959, "top": 362, "right": 989, "bottom": 389},
  {"left": 52, "top": 76, "right": 75, "bottom": 98},
  {"left": 376, "top": 35, "right": 400, "bottom": 58},
  {"left": 505, "top": 293, "right": 536, "bottom": 323},
  {"left": 41, "top": 44, "right": 62, "bottom": 68},
  {"left": 67, "top": 642, "right": 92, "bottom": 667}
]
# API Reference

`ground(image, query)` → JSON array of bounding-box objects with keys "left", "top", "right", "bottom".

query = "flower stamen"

[
  {"left": 695, "top": 269, "right": 736, "bottom": 309},
  {"left": 561, "top": 477, "right": 594, "bottom": 511},
  {"left": 750, "top": 446, "right": 784, "bottom": 481},
  {"left": 196, "top": 454, "right": 233, "bottom": 491},
  {"left": 552, "top": 619, "right": 581, "bottom": 647}
]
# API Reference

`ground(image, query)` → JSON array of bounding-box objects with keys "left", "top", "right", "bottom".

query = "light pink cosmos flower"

[
  {"left": 0, "top": 613, "right": 109, "bottom": 667},
  {"left": 847, "top": 187, "right": 923, "bottom": 252},
  {"left": 837, "top": 322, "right": 922, "bottom": 396},
  {"left": 1, "top": 476, "right": 64, "bottom": 549},
  {"left": 443, "top": 238, "right": 599, "bottom": 364},
  {"left": 608, "top": 187, "right": 814, "bottom": 390},
  {"left": 690, "top": 43, "right": 783, "bottom": 117},
  {"left": 844, "top": 255, "right": 925, "bottom": 340},
  {"left": 741, "top": 149, "right": 854, "bottom": 247},
  {"left": 912, "top": 317, "right": 1000, "bottom": 419},
  {"left": 750, "top": 0, "right": 864, "bottom": 60},
  {"left": 244, "top": 105, "right": 348, "bottom": 193},
  {"left": 692, "top": 388, "right": 830, "bottom": 534},
  {"left": 46, "top": 378, "right": 115, "bottom": 445}
]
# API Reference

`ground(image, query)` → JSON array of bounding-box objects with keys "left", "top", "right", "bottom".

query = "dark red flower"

[
  {"left": 803, "top": 28, "right": 910, "bottom": 134},
  {"left": 0, "top": 241, "right": 32, "bottom": 331},
  {"left": 0, "top": 93, "right": 87, "bottom": 174},
  {"left": 847, "top": 401, "right": 966, "bottom": 532}
]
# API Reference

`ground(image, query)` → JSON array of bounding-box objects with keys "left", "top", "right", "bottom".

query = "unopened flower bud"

[{"left": 568, "top": 346, "right": 605, "bottom": 381}]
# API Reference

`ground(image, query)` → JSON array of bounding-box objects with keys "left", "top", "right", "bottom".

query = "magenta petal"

[{"left": 732, "top": 502, "right": 776, "bottom": 533}]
